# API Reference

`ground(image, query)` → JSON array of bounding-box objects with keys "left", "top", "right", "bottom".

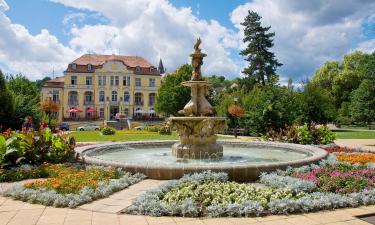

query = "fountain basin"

[{"left": 78, "top": 141, "right": 328, "bottom": 181}]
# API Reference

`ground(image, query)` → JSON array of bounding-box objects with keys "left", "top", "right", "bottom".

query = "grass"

[
  {"left": 340, "top": 124, "right": 374, "bottom": 130},
  {"left": 334, "top": 130, "right": 375, "bottom": 139},
  {"left": 71, "top": 130, "right": 235, "bottom": 142},
  {"left": 71, "top": 130, "right": 178, "bottom": 142}
]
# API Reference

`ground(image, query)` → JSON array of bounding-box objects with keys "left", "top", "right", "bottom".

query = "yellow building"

[{"left": 41, "top": 54, "right": 161, "bottom": 122}]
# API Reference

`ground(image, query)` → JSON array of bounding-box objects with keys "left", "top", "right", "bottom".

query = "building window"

[
  {"left": 135, "top": 66, "right": 141, "bottom": 73},
  {"left": 98, "top": 76, "right": 106, "bottom": 86},
  {"left": 149, "top": 78, "right": 155, "bottom": 87},
  {"left": 124, "top": 91, "right": 130, "bottom": 102},
  {"left": 86, "top": 76, "right": 92, "bottom": 85},
  {"left": 149, "top": 93, "right": 156, "bottom": 106},
  {"left": 99, "top": 108, "right": 104, "bottom": 118},
  {"left": 87, "top": 64, "right": 92, "bottom": 71},
  {"left": 68, "top": 91, "right": 78, "bottom": 105},
  {"left": 99, "top": 91, "right": 105, "bottom": 102},
  {"left": 135, "top": 78, "right": 141, "bottom": 87},
  {"left": 84, "top": 91, "right": 93, "bottom": 105},
  {"left": 135, "top": 92, "right": 142, "bottom": 105},
  {"left": 111, "top": 91, "right": 117, "bottom": 102},
  {"left": 71, "top": 63, "right": 77, "bottom": 70},
  {"left": 127, "top": 76, "right": 130, "bottom": 86},
  {"left": 52, "top": 90, "right": 59, "bottom": 102},
  {"left": 110, "top": 76, "right": 114, "bottom": 86},
  {"left": 115, "top": 76, "right": 119, "bottom": 85},
  {"left": 71, "top": 76, "right": 77, "bottom": 85},
  {"left": 124, "top": 108, "right": 129, "bottom": 117},
  {"left": 123, "top": 76, "right": 127, "bottom": 86}
]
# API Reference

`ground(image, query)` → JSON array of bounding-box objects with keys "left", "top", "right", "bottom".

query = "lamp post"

[{"left": 233, "top": 97, "right": 238, "bottom": 139}]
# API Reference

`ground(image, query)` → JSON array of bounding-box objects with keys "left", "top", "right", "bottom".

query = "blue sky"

[{"left": 0, "top": 0, "right": 374, "bottom": 81}]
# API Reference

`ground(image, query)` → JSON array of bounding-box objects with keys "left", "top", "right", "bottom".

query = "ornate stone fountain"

[{"left": 169, "top": 38, "right": 227, "bottom": 159}]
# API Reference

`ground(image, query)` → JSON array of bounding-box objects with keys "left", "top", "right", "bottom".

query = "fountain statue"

[{"left": 169, "top": 38, "right": 227, "bottom": 159}]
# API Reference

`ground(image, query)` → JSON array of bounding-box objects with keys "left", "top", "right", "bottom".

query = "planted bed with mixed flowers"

[
  {"left": 126, "top": 146, "right": 375, "bottom": 217},
  {"left": 1, "top": 164, "right": 145, "bottom": 208}
]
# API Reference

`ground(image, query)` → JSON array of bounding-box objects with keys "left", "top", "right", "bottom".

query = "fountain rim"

[{"left": 77, "top": 140, "right": 328, "bottom": 170}]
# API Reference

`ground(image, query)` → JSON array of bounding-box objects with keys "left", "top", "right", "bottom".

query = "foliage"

[
  {"left": 3, "top": 166, "right": 145, "bottom": 208},
  {"left": 240, "top": 11, "right": 282, "bottom": 87},
  {"left": 296, "top": 81, "right": 336, "bottom": 124},
  {"left": 350, "top": 79, "right": 375, "bottom": 128},
  {"left": 227, "top": 104, "right": 244, "bottom": 117},
  {"left": 0, "top": 70, "right": 14, "bottom": 129},
  {"left": 0, "top": 128, "right": 75, "bottom": 168},
  {"left": 158, "top": 124, "right": 172, "bottom": 135},
  {"left": 7, "top": 74, "right": 42, "bottom": 129},
  {"left": 336, "top": 153, "right": 375, "bottom": 164},
  {"left": 40, "top": 98, "right": 60, "bottom": 128},
  {"left": 259, "top": 173, "right": 317, "bottom": 193},
  {"left": 155, "top": 64, "right": 192, "bottom": 116},
  {"left": 100, "top": 126, "right": 115, "bottom": 135},
  {"left": 293, "top": 164, "right": 375, "bottom": 194},
  {"left": 241, "top": 85, "right": 298, "bottom": 135},
  {"left": 0, "top": 165, "right": 49, "bottom": 182},
  {"left": 162, "top": 181, "right": 304, "bottom": 209},
  {"left": 265, "top": 123, "right": 335, "bottom": 145}
]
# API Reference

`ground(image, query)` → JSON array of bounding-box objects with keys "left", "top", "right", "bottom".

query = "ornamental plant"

[
  {"left": 322, "top": 146, "right": 354, "bottom": 153},
  {"left": 292, "top": 164, "right": 375, "bottom": 194},
  {"left": 100, "top": 126, "right": 115, "bottom": 135},
  {"left": 336, "top": 153, "right": 375, "bottom": 164}
]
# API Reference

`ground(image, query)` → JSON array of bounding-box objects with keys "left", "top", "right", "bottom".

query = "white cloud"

[
  {"left": 230, "top": 0, "right": 375, "bottom": 80},
  {"left": 51, "top": 0, "right": 242, "bottom": 78},
  {"left": 0, "top": 1, "right": 77, "bottom": 79}
]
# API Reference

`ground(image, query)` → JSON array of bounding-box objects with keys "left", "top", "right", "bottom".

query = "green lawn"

[
  {"left": 71, "top": 130, "right": 235, "bottom": 142},
  {"left": 71, "top": 130, "right": 178, "bottom": 142},
  {"left": 334, "top": 130, "right": 375, "bottom": 139}
]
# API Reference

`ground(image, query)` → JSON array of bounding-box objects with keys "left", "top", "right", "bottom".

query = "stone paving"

[
  {"left": 335, "top": 139, "right": 375, "bottom": 152},
  {"left": 78, "top": 179, "right": 166, "bottom": 213}
]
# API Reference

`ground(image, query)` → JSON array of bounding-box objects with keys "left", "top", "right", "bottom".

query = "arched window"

[
  {"left": 111, "top": 91, "right": 117, "bottom": 102},
  {"left": 149, "top": 93, "right": 156, "bottom": 106},
  {"left": 84, "top": 91, "right": 93, "bottom": 105},
  {"left": 68, "top": 91, "right": 78, "bottom": 105},
  {"left": 135, "top": 66, "right": 141, "bottom": 73},
  {"left": 124, "top": 91, "right": 130, "bottom": 102},
  {"left": 99, "top": 91, "right": 105, "bottom": 102},
  {"left": 87, "top": 64, "right": 92, "bottom": 71}
]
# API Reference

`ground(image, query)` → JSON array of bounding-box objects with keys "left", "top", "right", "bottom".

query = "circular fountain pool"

[{"left": 78, "top": 141, "right": 328, "bottom": 181}]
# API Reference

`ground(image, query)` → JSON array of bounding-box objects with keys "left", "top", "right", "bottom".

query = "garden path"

[{"left": 335, "top": 139, "right": 375, "bottom": 152}]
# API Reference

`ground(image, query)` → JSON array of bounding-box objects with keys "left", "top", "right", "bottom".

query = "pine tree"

[{"left": 240, "top": 11, "right": 282, "bottom": 88}]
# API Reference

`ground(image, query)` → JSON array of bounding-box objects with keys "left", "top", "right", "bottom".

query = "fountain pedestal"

[
  {"left": 169, "top": 38, "right": 227, "bottom": 159},
  {"left": 170, "top": 117, "right": 226, "bottom": 159}
]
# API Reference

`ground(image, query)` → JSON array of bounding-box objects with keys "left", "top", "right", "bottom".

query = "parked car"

[
  {"left": 76, "top": 124, "right": 100, "bottom": 131},
  {"left": 133, "top": 125, "right": 145, "bottom": 130},
  {"left": 59, "top": 122, "right": 70, "bottom": 131}
]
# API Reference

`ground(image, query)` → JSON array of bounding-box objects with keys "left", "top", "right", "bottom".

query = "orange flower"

[{"left": 337, "top": 153, "right": 375, "bottom": 164}]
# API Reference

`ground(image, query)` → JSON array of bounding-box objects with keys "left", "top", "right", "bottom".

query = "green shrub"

[
  {"left": 145, "top": 125, "right": 160, "bottom": 132},
  {"left": 100, "top": 126, "right": 115, "bottom": 135},
  {"left": 0, "top": 128, "right": 75, "bottom": 168},
  {"left": 264, "top": 123, "right": 335, "bottom": 145},
  {"left": 0, "top": 165, "right": 49, "bottom": 182}
]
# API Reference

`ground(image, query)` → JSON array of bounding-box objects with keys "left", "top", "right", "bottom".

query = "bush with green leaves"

[
  {"left": 158, "top": 125, "right": 171, "bottom": 135},
  {"left": 0, "top": 128, "right": 75, "bottom": 168},
  {"left": 100, "top": 126, "right": 115, "bottom": 135},
  {"left": 264, "top": 123, "right": 335, "bottom": 145}
]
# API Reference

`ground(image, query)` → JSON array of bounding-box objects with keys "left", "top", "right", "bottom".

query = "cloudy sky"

[{"left": 0, "top": 0, "right": 374, "bottom": 81}]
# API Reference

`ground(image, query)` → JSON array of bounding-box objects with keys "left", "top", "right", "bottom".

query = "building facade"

[{"left": 41, "top": 54, "right": 161, "bottom": 122}]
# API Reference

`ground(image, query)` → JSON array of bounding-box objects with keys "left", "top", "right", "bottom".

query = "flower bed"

[
  {"left": 126, "top": 155, "right": 375, "bottom": 217},
  {"left": 322, "top": 146, "right": 354, "bottom": 153},
  {"left": 336, "top": 153, "right": 375, "bottom": 164},
  {"left": 2, "top": 164, "right": 145, "bottom": 208}
]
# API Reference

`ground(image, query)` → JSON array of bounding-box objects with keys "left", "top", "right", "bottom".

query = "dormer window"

[
  {"left": 87, "top": 64, "right": 92, "bottom": 71},
  {"left": 150, "top": 67, "right": 153, "bottom": 72},
  {"left": 71, "top": 63, "right": 77, "bottom": 70},
  {"left": 135, "top": 66, "right": 141, "bottom": 73}
]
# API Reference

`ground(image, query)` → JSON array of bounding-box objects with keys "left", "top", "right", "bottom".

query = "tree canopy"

[
  {"left": 240, "top": 10, "right": 282, "bottom": 88},
  {"left": 0, "top": 70, "right": 14, "bottom": 129}
]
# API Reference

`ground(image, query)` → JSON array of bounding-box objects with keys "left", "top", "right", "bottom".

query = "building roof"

[
  {"left": 43, "top": 76, "right": 64, "bottom": 88},
  {"left": 65, "top": 54, "right": 160, "bottom": 75}
]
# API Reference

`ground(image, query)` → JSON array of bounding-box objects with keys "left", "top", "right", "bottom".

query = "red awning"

[
  {"left": 86, "top": 107, "right": 96, "bottom": 113},
  {"left": 68, "top": 107, "right": 83, "bottom": 113}
]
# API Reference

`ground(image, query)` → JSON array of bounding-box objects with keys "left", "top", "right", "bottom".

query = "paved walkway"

[
  {"left": 0, "top": 195, "right": 374, "bottom": 225},
  {"left": 335, "top": 139, "right": 375, "bottom": 152},
  {"left": 78, "top": 179, "right": 166, "bottom": 213}
]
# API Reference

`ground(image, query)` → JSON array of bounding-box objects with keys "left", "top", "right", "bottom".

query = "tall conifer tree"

[{"left": 240, "top": 11, "right": 282, "bottom": 88}]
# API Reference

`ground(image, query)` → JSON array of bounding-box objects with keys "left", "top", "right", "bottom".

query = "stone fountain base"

[{"left": 169, "top": 117, "right": 227, "bottom": 159}]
